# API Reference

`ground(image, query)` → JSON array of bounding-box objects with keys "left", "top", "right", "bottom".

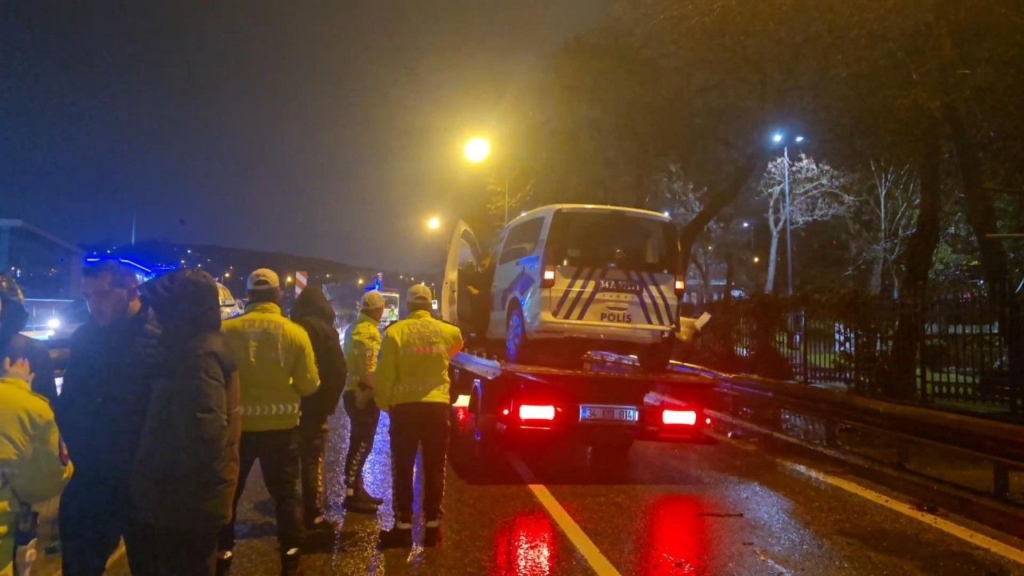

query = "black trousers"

[
  {"left": 297, "top": 417, "right": 328, "bottom": 519},
  {"left": 218, "top": 429, "right": 303, "bottom": 554},
  {"left": 389, "top": 403, "right": 450, "bottom": 524},
  {"left": 139, "top": 522, "right": 220, "bottom": 576},
  {"left": 343, "top": 390, "right": 380, "bottom": 489},
  {"left": 59, "top": 472, "right": 153, "bottom": 576}
]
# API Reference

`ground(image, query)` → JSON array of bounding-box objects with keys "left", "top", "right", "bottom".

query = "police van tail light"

[
  {"left": 542, "top": 266, "right": 556, "bottom": 288},
  {"left": 674, "top": 277, "right": 686, "bottom": 297}
]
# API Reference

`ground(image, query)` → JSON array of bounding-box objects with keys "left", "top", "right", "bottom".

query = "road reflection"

[
  {"left": 639, "top": 495, "right": 709, "bottom": 575},
  {"left": 492, "top": 512, "right": 558, "bottom": 576}
]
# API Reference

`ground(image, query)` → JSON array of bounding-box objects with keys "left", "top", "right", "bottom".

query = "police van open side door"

[{"left": 441, "top": 220, "right": 481, "bottom": 331}]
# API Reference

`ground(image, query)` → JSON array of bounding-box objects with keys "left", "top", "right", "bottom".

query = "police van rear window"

[{"left": 546, "top": 211, "right": 679, "bottom": 273}]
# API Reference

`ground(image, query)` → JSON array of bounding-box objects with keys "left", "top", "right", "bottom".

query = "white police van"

[{"left": 442, "top": 204, "right": 684, "bottom": 370}]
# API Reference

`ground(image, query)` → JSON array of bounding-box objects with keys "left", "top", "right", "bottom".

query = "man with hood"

[
  {"left": 290, "top": 286, "right": 346, "bottom": 532},
  {"left": 0, "top": 274, "right": 57, "bottom": 403},
  {"left": 134, "top": 269, "right": 241, "bottom": 576}
]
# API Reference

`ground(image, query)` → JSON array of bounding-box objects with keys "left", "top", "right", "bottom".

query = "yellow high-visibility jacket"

[
  {"left": 374, "top": 311, "right": 463, "bottom": 411},
  {"left": 223, "top": 302, "right": 319, "bottom": 431},
  {"left": 0, "top": 374, "right": 73, "bottom": 576}
]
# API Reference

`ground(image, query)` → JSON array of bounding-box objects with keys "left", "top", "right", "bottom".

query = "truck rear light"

[
  {"left": 662, "top": 409, "right": 697, "bottom": 426},
  {"left": 674, "top": 277, "right": 686, "bottom": 296},
  {"left": 519, "top": 404, "right": 556, "bottom": 421},
  {"left": 542, "top": 266, "right": 556, "bottom": 288}
]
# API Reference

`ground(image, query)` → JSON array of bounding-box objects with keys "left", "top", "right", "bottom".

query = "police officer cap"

[
  {"left": 407, "top": 284, "right": 432, "bottom": 304},
  {"left": 361, "top": 290, "right": 385, "bottom": 310}
]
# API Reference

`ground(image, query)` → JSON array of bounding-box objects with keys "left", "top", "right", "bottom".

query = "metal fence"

[{"left": 686, "top": 290, "right": 1024, "bottom": 414}]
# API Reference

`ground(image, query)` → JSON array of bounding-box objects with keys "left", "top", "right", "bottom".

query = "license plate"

[
  {"left": 579, "top": 405, "right": 639, "bottom": 423},
  {"left": 597, "top": 280, "right": 643, "bottom": 295}
]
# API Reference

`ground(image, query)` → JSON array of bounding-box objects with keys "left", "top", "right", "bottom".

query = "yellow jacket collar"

[
  {"left": 0, "top": 375, "right": 32, "bottom": 393},
  {"left": 245, "top": 301, "right": 282, "bottom": 315}
]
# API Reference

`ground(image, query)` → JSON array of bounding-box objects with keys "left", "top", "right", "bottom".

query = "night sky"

[{"left": 2, "top": 1, "right": 613, "bottom": 272}]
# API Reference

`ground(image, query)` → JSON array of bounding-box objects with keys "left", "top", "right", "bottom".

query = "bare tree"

[
  {"left": 759, "top": 154, "right": 851, "bottom": 294},
  {"left": 846, "top": 162, "right": 919, "bottom": 297},
  {"left": 648, "top": 163, "right": 719, "bottom": 301},
  {"left": 648, "top": 163, "right": 755, "bottom": 302}
]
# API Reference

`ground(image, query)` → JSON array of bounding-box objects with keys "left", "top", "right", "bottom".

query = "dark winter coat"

[
  {"left": 0, "top": 296, "right": 58, "bottom": 403},
  {"left": 291, "top": 288, "right": 346, "bottom": 427},
  {"left": 132, "top": 269, "right": 241, "bottom": 529},
  {"left": 52, "top": 302, "right": 159, "bottom": 481}
]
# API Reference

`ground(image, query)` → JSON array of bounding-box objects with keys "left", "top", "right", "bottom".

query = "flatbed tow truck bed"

[{"left": 447, "top": 349, "right": 718, "bottom": 461}]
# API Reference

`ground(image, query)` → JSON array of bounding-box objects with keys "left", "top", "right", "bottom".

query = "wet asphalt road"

[{"left": 105, "top": 409, "right": 1024, "bottom": 576}]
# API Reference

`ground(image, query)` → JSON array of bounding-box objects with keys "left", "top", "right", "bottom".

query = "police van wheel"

[{"left": 505, "top": 306, "right": 530, "bottom": 364}]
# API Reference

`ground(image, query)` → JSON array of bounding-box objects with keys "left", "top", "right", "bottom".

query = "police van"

[{"left": 442, "top": 204, "right": 684, "bottom": 371}]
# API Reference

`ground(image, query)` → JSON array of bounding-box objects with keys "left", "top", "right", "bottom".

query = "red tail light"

[
  {"left": 519, "top": 404, "right": 556, "bottom": 421},
  {"left": 542, "top": 266, "right": 556, "bottom": 288},
  {"left": 674, "top": 277, "right": 686, "bottom": 297},
  {"left": 662, "top": 409, "right": 697, "bottom": 426}
]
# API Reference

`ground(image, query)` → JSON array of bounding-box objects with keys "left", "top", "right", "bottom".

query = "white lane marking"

[
  {"left": 711, "top": 411, "right": 1024, "bottom": 565},
  {"left": 753, "top": 547, "right": 795, "bottom": 576},
  {"left": 507, "top": 454, "right": 622, "bottom": 576},
  {"left": 784, "top": 462, "right": 1024, "bottom": 565}
]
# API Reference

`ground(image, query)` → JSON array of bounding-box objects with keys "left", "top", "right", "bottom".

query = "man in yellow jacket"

[
  {"left": 374, "top": 285, "right": 463, "bottom": 550},
  {"left": 0, "top": 358, "right": 73, "bottom": 576},
  {"left": 340, "top": 290, "right": 385, "bottom": 514},
  {"left": 219, "top": 269, "right": 319, "bottom": 576}
]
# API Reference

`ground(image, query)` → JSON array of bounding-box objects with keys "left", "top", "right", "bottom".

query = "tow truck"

[
  {"left": 447, "top": 351, "right": 716, "bottom": 463},
  {"left": 440, "top": 215, "right": 716, "bottom": 463}
]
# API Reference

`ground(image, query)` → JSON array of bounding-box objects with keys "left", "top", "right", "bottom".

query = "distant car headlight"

[{"left": 47, "top": 318, "right": 61, "bottom": 329}]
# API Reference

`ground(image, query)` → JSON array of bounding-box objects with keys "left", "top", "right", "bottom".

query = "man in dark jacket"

[
  {"left": 53, "top": 260, "right": 158, "bottom": 576},
  {"left": 0, "top": 275, "right": 58, "bottom": 403},
  {"left": 290, "top": 286, "right": 346, "bottom": 532},
  {"left": 134, "top": 269, "right": 241, "bottom": 576}
]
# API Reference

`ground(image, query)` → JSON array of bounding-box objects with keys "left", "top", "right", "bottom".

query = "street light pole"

[{"left": 783, "top": 145, "right": 793, "bottom": 296}]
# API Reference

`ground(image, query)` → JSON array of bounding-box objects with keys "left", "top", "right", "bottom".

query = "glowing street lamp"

[
  {"left": 464, "top": 137, "right": 491, "bottom": 164},
  {"left": 771, "top": 132, "right": 807, "bottom": 296},
  {"left": 427, "top": 217, "right": 441, "bottom": 230}
]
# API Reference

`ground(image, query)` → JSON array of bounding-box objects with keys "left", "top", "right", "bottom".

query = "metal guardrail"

[
  {"left": 698, "top": 368, "right": 1024, "bottom": 506},
  {"left": 581, "top": 353, "right": 1024, "bottom": 507}
]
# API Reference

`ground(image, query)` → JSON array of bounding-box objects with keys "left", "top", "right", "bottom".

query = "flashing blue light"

[{"left": 83, "top": 256, "right": 176, "bottom": 282}]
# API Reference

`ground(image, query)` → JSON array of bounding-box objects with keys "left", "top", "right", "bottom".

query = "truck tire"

[
  {"left": 472, "top": 390, "right": 503, "bottom": 467},
  {"left": 505, "top": 305, "right": 531, "bottom": 364}
]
